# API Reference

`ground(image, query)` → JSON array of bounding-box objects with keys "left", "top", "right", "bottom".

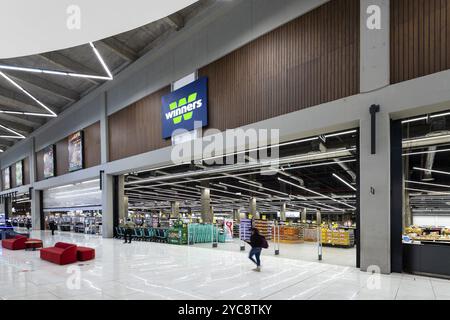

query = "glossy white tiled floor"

[{"left": 1, "top": 230, "right": 450, "bottom": 300}]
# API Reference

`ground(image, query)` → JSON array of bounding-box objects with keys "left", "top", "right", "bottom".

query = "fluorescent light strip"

[
  {"left": 218, "top": 182, "right": 269, "bottom": 197},
  {"left": 403, "top": 134, "right": 450, "bottom": 144},
  {"left": 413, "top": 167, "right": 450, "bottom": 176},
  {"left": 332, "top": 173, "right": 356, "bottom": 191},
  {"left": 0, "top": 110, "right": 55, "bottom": 118},
  {"left": 89, "top": 42, "right": 113, "bottom": 79},
  {"left": 406, "top": 180, "right": 450, "bottom": 189},
  {"left": 402, "top": 111, "right": 450, "bottom": 124},
  {"left": 403, "top": 148, "right": 450, "bottom": 156},
  {"left": 278, "top": 177, "right": 356, "bottom": 210},
  {"left": 238, "top": 180, "right": 291, "bottom": 197},
  {"left": 0, "top": 124, "right": 25, "bottom": 139},
  {"left": 0, "top": 65, "right": 112, "bottom": 81},
  {"left": 54, "top": 190, "right": 101, "bottom": 199},
  {"left": 0, "top": 43, "right": 113, "bottom": 81},
  {"left": 405, "top": 188, "right": 450, "bottom": 196},
  {"left": 324, "top": 130, "right": 357, "bottom": 138},
  {"left": 0, "top": 71, "right": 57, "bottom": 117}
]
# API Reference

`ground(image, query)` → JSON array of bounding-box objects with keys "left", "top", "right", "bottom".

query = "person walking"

[
  {"left": 25, "top": 218, "right": 32, "bottom": 233},
  {"left": 124, "top": 218, "right": 135, "bottom": 244},
  {"left": 246, "top": 228, "right": 268, "bottom": 272},
  {"left": 49, "top": 219, "right": 56, "bottom": 236}
]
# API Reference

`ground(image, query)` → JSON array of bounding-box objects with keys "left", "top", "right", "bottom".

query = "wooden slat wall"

[
  {"left": 83, "top": 122, "right": 101, "bottom": 168},
  {"left": 198, "top": 0, "right": 360, "bottom": 131},
  {"left": 23, "top": 157, "right": 30, "bottom": 185},
  {"left": 107, "top": 0, "right": 359, "bottom": 161},
  {"left": 36, "top": 122, "right": 101, "bottom": 181},
  {"left": 391, "top": 0, "right": 450, "bottom": 83},
  {"left": 108, "top": 87, "right": 171, "bottom": 162}
]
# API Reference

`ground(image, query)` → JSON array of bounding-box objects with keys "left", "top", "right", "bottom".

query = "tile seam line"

[{"left": 259, "top": 266, "right": 334, "bottom": 300}]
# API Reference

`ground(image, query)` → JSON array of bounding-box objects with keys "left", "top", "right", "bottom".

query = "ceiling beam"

[
  {"left": 98, "top": 38, "right": 138, "bottom": 61},
  {"left": 0, "top": 86, "right": 51, "bottom": 114},
  {"left": 165, "top": 13, "right": 185, "bottom": 31},
  {"left": 8, "top": 72, "right": 79, "bottom": 102},
  {"left": 0, "top": 118, "right": 32, "bottom": 135},
  {"left": 0, "top": 112, "right": 44, "bottom": 129},
  {"left": 39, "top": 52, "right": 101, "bottom": 85}
]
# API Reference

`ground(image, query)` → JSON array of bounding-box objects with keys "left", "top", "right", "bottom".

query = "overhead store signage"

[{"left": 161, "top": 77, "right": 208, "bottom": 139}]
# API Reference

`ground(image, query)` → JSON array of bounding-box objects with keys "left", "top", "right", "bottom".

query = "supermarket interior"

[{"left": 117, "top": 129, "right": 359, "bottom": 267}]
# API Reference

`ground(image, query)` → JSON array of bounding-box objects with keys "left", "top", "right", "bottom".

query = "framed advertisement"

[
  {"left": 68, "top": 131, "right": 84, "bottom": 172},
  {"left": 43, "top": 144, "right": 56, "bottom": 178},
  {"left": 3, "top": 167, "right": 10, "bottom": 190},
  {"left": 15, "top": 160, "right": 23, "bottom": 187}
]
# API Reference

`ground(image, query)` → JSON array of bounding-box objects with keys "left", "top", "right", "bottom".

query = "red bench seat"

[
  {"left": 2, "top": 235, "right": 27, "bottom": 250},
  {"left": 40, "top": 242, "right": 77, "bottom": 265},
  {"left": 76, "top": 246, "right": 95, "bottom": 261}
]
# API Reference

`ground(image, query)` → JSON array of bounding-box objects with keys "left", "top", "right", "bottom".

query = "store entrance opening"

[
  {"left": 42, "top": 179, "right": 103, "bottom": 235},
  {"left": 120, "top": 129, "right": 359, "bottom": 267},
  {"left": 397, "top": 109, "right": 450, "bottom": 278}
]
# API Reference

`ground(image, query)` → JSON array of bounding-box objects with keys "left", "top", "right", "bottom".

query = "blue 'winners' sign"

[{"left": 161, "top": 77, "right": 208, "bottom": 139}]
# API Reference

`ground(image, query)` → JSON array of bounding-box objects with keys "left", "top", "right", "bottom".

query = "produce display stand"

[
  {"left": 167, "top": 220, "right": 188, "bottom": 245},
  {"left": 273, "top": 225, "right": 304, "bottom": 244},
  {"left": 254, "top": 219, "right": 273, "bottom": 240},
  {"left": 321, "top": 228, "right": 355, "bottom": 248}
]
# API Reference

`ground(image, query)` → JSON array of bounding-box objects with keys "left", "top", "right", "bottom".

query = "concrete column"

[
  {"left": 233, "top": 209, "right": 240, "bottom": 222},
  {"left": 117, "top": 175, "right": 127, "bottom": 224},
  {"left": 101, "top": 174, "right": 114, "bottom": 238},
  {"left": 171, "top": 201, "right": 180, "bottom": 218},
  {"left": 30, "top": 189, "right": 42, "bottom": 230},
  {"left": 100, "top": 92, "right": 109, "bottom": 164},
  {"left": 280, "top": 203, "right": 287, "bottom": 222},
  {"left": 301, "top": 208, "right": 307, "bottom": 223},
  {"left": 360, "top": 0, "right": 390, "bottom": 92},
  {"left": 249, "top": 197, "right": 259, "bottom": 219},
  {"left": 359, "top": 0, "right": 391, "bottom": 274},
  {"left": 201, "top": 188, "right": 212, "bottom": 223},
  {"left": 360, "top": 111, "right": 391, "bottom": 274}
]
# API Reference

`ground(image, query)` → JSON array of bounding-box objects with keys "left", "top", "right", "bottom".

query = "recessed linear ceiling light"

[
  {"left": 0, "top": 71, "right": 57, "bottom": 117},
  {"left": 402, "top": 111, "right": 450, "bottom": 124},
  {"left": 0, "top": 42, "right": 113, "bottom": 81},
  {"left": 403, "top": 148, "right": 450, "bottom": 157},
  {"left": 405, "top": 187, "right": 450, "bottom": 196},
  {"left": 278, "top": 177, "right": 356, "bottom": 210},
  {"left": 406, "top": 180, "right": 450, "bottom": 189},
  {"left": 413, "top": 167, "right": 450, "bottom": 176},
  {"left": 332, "top": 174, "right": 357, "bottom": 191}
]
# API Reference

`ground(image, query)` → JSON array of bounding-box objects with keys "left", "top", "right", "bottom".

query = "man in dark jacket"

[
  {"left": 48, "top": 220, "right": 56, "bottom": 236},
  {"left": 246, "top": 228, "right": 264, "bottom": 272}
]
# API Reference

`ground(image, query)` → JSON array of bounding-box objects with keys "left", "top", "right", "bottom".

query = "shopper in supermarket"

[
  {"left": 247, "top": 228, "right": 267, "bottom": 272},
  {"left": 123, "top": 218, "right": 135, "bottom": 244},
  {"left": 48, "top": 219, "right": 57, "bottom": 236}
]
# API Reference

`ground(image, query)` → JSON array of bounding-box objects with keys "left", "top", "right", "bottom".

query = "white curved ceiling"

[{"left": 0, "top": 0, "right": 198, "bottom": 59}]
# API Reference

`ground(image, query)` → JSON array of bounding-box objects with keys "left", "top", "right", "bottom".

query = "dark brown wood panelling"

[
  {"left": 36, "top": 149, "right": 45, "bottom": 181},
  {"left": 83, "top": 121, "right": 101, "bottom": 168},
  {"left": 36, "top": 122, "right": 100, "bottom": 181},
  {"left": 23, "top": 157, "right": 30, "bottom": 185},
  {"left": 10, "top": 163, "right": 16, "bottom": 189},
  {"left": 56, "top": 138, "right": 69, "bottom": 177},
  {"left": 108, "top": 87, "right": 171, "bottom": 161},
  {"left": 198, "top": 0, "right": 360, "bottom": 131},
  {"left": 391, "top": 0, "right": 450, "bottom": 83},
  {"left": 108, "top": 0, "right": 359, "bottom": 161}
]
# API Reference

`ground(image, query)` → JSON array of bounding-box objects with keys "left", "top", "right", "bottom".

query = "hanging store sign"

[{"left": 161, "top": 77, "right": 208, "bottom": 139}]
